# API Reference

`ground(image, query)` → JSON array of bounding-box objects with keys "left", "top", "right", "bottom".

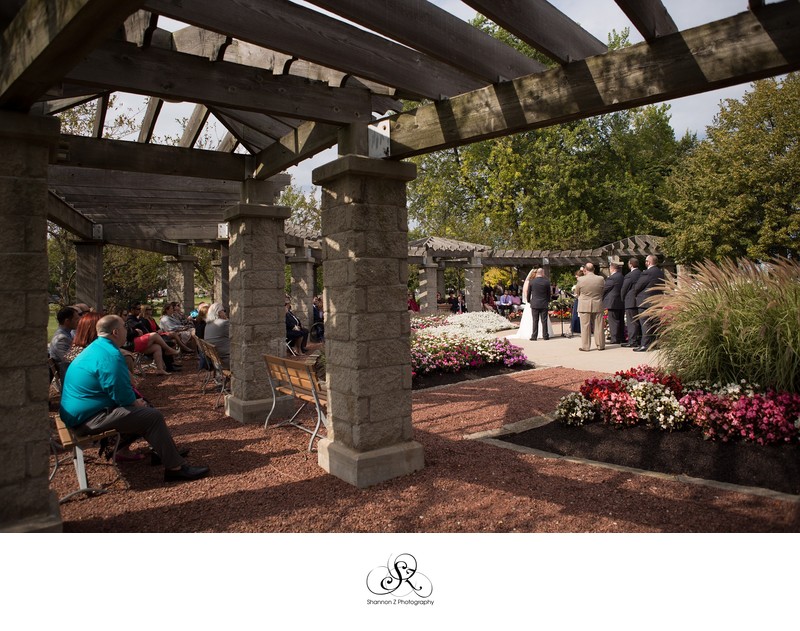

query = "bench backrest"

[
  {"left": 197, "top": 338, "right": 226, "bottom": 372},
  {"left": 264, "top": 354, "right": 326, "bottom": 407}
]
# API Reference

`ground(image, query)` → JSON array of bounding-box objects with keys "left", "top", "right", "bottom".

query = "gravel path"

[{"left": 51, "top": 366, "right": 800, "bottom": 532}]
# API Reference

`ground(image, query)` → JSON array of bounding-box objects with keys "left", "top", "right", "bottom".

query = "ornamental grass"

[{"left": 646, "top": 257, "right": 800, "bottom": 393}]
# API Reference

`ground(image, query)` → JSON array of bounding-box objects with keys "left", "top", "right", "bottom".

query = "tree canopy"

[{"left": 663, "top": 73, "right": 800, "bottom": 262}]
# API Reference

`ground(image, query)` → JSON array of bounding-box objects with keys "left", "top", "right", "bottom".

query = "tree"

[
  {"left": 663, "top": 74, "right": 800, "bottom": 262},
  {"left": 280, "top": 184, "right": 321, "bottom": 234}
]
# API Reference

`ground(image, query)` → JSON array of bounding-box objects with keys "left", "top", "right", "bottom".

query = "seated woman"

[
  {"left": 482, "top": 289, "right": 497, "bottom": 312},
  {"left": 123, "top": 308, "right": 180, "bottom": 376},
  {"left": 285, "top": 301, "right": 309, "bottom": 355},
  {"left": 203, "top": 303, "right": 230, "bottom": 369},
  {"left": 407, "top": 292, "right": 420, "bottom": 312},
  {"left": 159, "top": 302, "right": 196, "bottom": 353}
]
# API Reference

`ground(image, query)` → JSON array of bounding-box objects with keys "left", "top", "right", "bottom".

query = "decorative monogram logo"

[{"left": 366, "top": 553, "right": 433, "bottom": 599}]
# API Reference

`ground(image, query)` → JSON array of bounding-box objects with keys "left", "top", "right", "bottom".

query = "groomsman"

[
  {"left": 527, "top": 268, "right": 552, "bottom": 341},
  {"left": 603, "top": 261, "right": 625, "bottom": 344},
  {"left": 620, "top": 258, "right": 642, "bottom": 347},
  {"left": 632, "top": 255, "right": 666, "bottom": 352}
]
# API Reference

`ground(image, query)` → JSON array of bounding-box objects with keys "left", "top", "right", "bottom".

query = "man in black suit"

[
  {"left": 632, "top": 255, "right": 666, "bottom": 352},
  {"left": 620, "top": 257, "right": 642, "bottom": 347},
  {"left": 527, "top": 268, "right": 552, "bottom": 341},
  {"left": 603, "top": 261, "right": 625, "bottom": 344},
  {"left": 285, "top": 302, "right": 309, "bottom": 354}
]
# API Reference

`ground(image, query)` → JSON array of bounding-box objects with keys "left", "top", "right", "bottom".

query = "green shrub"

[{"left": 647, "top": 258, "right": 800, "bottom": 393}]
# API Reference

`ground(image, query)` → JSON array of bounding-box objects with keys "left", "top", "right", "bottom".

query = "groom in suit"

[
  {"left": 632, "top": 255, "right": 666, "bottom": 352},
  {"left": 575, "top": 262, "right": 606, "bottom": 351},
  {"left": 527, "top": 268, "right": 552, "bottom": 341}
]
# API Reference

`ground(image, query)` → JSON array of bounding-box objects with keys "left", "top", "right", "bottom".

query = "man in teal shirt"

[{"left": 60, "top": 315, "right": 209, "bottom": 483}]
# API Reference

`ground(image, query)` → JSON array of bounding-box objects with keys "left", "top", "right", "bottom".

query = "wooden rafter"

[
  {"left": 614, "top": 0, "right": 678, "bottom": 42},
  {"left": 137, "top": 96, "right": 162, "bottom": 143},
  {"left": 305, "top": 0, "right": 545, "bottom": 83},
  {"left": 65, "top": 39, "right": 374, "bottom": 125},
  {"left": 0, "top": 0, "right": 146, "bottom": 109},
  {"left": 461, "top": 0, "right": 606, "bottom": 64},
  {"left": 145, "top": 0, "right": 486, "bottom": 100},
  {"left": 251, "top": 121, "right": 339, "bottom": 180},
  {"left": 388, "top": 2, "right": 800, "bottom": 158},
  {"left": 180, "top": 104, "right": 210, "bottom": 148},
  {"left": 92, "top": 93, "right": 109, "bottom": 138}
]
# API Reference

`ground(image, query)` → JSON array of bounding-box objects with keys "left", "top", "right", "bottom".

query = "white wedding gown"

[{"left": 507, "top": 302, "right": 554, "bottom": 340}]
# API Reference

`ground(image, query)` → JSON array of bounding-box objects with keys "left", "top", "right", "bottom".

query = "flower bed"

[
  {"left": 411, "top": 312, "right": 527, "bottom": 378},
  {"left": 555, "top": 365, "right": 800, "bottom": 446}
]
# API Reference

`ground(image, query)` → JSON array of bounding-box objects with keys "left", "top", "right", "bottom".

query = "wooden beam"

[
  {"left": 65, "top": 39, "right": 374, "bottom": 125},
  {"left": 212, "top": 109, "right": 275, "bottom": 154},
  {"left": 118, "top": 9, "right": 158, "bottom": 47},
  {"left": 461, "top": 0, "right": 606, "bottom": 64},
  {"left": 0, "top": 0, "right": 146, "bottom": 109},
  {"left": 105, "top": 238, "right": 184, "bottom": 256},
  {"left": 145, "top": 0, "right": 485, "bottom": 100},
  {"left": 306, "top": 0, "right": 545, "bottom": 82},
  {"left": 56, "top": 134, "right": 251, "bottom": 180},
  {"left": 46, "top": 192, "right": 95, "bottom": 240},
  {"left": 211, "top": 107, "right": 295, "bottom": 142},
  {"left": 216, "top": 132, "right": 238, "bottom": 153},
  {"left": 388, "top": 2, "right": 800, "bottom": 159},
  {"left": 92, "top": 94, "right": 109, "bottom": 138},
  {"left": 49, "top": 165, "right": 242, "bottom": 193},
  {"left": 103, "top": 223, "right": 219, "bottom": 241},
  {"left": 137, "top": 96, "right": 163, "bottom": 143},
  {"left": 30, "top": 94, "right": 101, "bottom": 116},
  {"left": 180, "top": 104, "right": 210, "bottom": 148},
  {"left": 252, "top": 121, "right": 339, "bottom": 180},
  {"left": 614, "top": 0, "right": 678, "bottom": 42}
]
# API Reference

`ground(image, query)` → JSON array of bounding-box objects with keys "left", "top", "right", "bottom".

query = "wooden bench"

[
  {"left": 263, "top": 354, "right": 327, "bottom": 452},
  {"left": 52, "top": 414, "right": 127, "bottom": 503}
]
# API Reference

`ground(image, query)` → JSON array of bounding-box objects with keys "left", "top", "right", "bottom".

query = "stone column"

[
  {"left": 312, "top": 154, "right": 423, "bottom": 488},
  {"left": 463, "top": 257, "right": 483, "bottom": 313},
  {"left": 418, "top": 256, "right": 439, "bottom": 315},
  {"left": 224, "top": 183, "right": 292, "bottom": 424},
  {"left": 212, "top": 260, "right": 221, "bottom": 304},
  {"left": 164, "top": 255, "right": 196, "bottom": 311},
  {"left": 0, "top": 112, "right": 61, "bottom": 532},
  {"left": 437, "top": 263, "right": 446, "bottom": 297},
  {"left": 288, "top": 247, "right": 315, "bottom": 329},
  {"left": 218, "top": 240, "right": 230, "bottom": 310},
  {"left": 74, "top": 241, "right": 104, "bottom": 311}
]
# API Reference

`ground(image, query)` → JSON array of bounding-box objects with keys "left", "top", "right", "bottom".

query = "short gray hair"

[{"left": 207, "top": 302, "right": 225, "bottom": 320}]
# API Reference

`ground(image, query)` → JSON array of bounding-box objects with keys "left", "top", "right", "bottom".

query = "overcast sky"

[{"left": 138, "top": 1, "right": 759, "bottom": 190}]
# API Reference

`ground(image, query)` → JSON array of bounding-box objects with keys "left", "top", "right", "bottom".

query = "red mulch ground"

[{"left": 49, "top": 364, "right": 800, "bottom": 532}]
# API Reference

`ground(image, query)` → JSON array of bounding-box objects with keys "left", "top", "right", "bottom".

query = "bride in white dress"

[{"left": 507, "top": 268, "right": 555, "bottom": 340}]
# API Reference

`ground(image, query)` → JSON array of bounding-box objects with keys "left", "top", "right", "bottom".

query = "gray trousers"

[{"left": 74, "top": 405, "right": 186, "bottom": 469}]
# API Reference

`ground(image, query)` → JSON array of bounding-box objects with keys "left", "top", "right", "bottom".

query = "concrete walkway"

[{"left": 498, "top": 320, "right": 664, "bottom": 374}]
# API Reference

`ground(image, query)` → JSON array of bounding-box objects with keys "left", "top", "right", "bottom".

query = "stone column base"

[
  {"left": 225, "top": 394, "right": 295, "bottom": 425},
  {"left": 318, "top": 439, "right": 424, "bottom": 488},
  {"left": 0, "top": 493, "right": 62, "bottom": 532}
]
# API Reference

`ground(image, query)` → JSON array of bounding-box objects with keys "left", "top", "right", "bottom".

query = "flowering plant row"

[
  {"left": 411, "top": 333, "right": 527, "bottom": 377},
  {"left": 555, "top": 365, "right": 800, "bottom": 445}
]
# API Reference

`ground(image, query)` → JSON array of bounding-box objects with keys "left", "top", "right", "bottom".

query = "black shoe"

[
  {"left": 166, "top": 366, "right": 182, "bottom": 372},
  {"left": 164, "top": 464, "right": 210, "bottom": 482},
  {"left": 529, "top": 337, "right": 537, "bottom": 341},
  {"left": 543, "top": 337, "right": 549, "bottom": 341},
  {"left": 633, "top": 346, "right": 648, "bottom": 352},
  {"left": 621, "top": 343, "right": 631, "bottom": 347},
  {"left": 150, "top": 447, "right": 191, "bottom": 466}
]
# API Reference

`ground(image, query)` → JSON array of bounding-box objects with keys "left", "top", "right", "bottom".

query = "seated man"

[
  {"left": 59, "top": 315, "right": 209, "bottom": 483},
  {"left": 497, "top": 290, "right": 513, "bottom": 316},
  {"left": 312, "top": 295, "right": 325, "bottom": 341},
  {"left": 49, "top": 306, "right": 81, "bottom": 383},
  {"left": 285, "top": 301, "right": 309, "bottom": 354}
]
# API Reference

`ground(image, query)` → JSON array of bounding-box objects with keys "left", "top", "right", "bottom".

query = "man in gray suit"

[
  {"left": 603, "top": 261, "right": 625, "bottom": 344},
  {"left": 575, "top": 262, "right": 606, "bottom": 351},
  {"left": 527, "top": 268, "right": 552, "bottom": 341}
]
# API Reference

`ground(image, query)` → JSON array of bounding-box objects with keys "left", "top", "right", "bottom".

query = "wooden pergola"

[{"left": 2, "top": 0, "right": 799, "bottom": 531}]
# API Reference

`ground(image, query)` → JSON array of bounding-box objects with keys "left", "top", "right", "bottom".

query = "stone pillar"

[
  {"left": 164, "top": 255, "right": 196, "bottom": 311},
  {"left": 288, "top": 247, "right": 315, "bottom": 329},
  {"left": 418, "top": 256, "right": 439, "bottom": 315},
  {"left": 464, "top": 257, "right": 483, "bottom": 313},
  {"left": 212, "top": 260, "right": 221, "bottom": 304},
  {"left": 74, "top": 241, "right": 104, "bottom": 311},
  {"left": 312, "top": 154, "right": 423, "bottom": 488},
  {"left": 437, "top": 263, "right": 446, "bottom": 298},
  {"left": 224, "top": 183, "right": 292, "bottom": 424},
  {"left": 0, "top": 112, "right": 61, "bottom": 532},
  {"left": 218, "top": 240, "right": 230, "bottom": 310}
]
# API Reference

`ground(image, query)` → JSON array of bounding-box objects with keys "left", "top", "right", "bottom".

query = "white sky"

[{"left": 120, "top": 1, "right": 759, "bottom": 190}]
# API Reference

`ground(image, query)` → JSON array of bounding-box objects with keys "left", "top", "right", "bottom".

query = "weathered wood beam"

[
  {"left": 30, "top": 94, "right": 101, "bottom": 116},
  {"left": 306, "top": 0, "right": 545, "bottom": 82},
  {"left": 137, "top": 96, "right": 163, "bottom": 143},
  {"left": 49, "top": 165, "right": 242, "bottom": 193},
  {"left": 615, "top": 0, "right": 678, "bottom": 42},
  {"left": 212, "top": 110, "right": 275, "bottom": 154},
  {"left": 46, "top": 192, "right": 95, "bottom": 241},
  {"left": 56, "top": 134, "right": 251, "bottom": 180},
  {"left": 103, "top": 223, "right": 219, "bottom": 241},
  {"left": 180, "top": 104, "right": 210, "bottom": 148},
  {"left": 0, "top": 0, "right": 146, "bottom": 109},
  {"left": 118, "top": 9, "right": 158, "bottom": 47},
  {"left": 145, "top": 0, "right": 485, "bottom": 100},
  {"left": 92, "top": 94, "right": 109, "bottom": 138},
  {"left": 65, "top": 39, "right": 373, "bottom": 125},
  {"left": 461, "top": 0, "right": 606, "bottom": 64},
  {"left": 105, "top": 238, "right": 184, "bottom": 256},
  {"left": 251, "top": 121, "right": 339, "bottom": 180},
  {"left": 216, "top": 132, "right": 238, "bottom": 153},
  {"left": 211, "top": 107, "right": 295, "bottom": 142},
  {"left": 388, "top": 2, "right": 800, "bottom": 159}
]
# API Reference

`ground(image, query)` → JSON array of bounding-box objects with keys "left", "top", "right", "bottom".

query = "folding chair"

[
  {"left": 133, "top": 351, "right": 158, "bottom": 376},
  {"left": 196, "top": 338, "right": 231, "bottom": 408},
  {"left": 47, "top": 356, "right": 62, "bottom": 393},
  {"left": 52, "top": 414, "right": 128, "bottom": 503}
]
